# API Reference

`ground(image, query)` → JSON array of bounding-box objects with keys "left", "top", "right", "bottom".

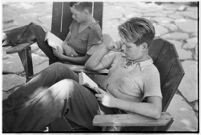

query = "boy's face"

[
  {"left": 121, "top": 39, "right": 145, "bottom": 61},
  {"left": 70, "top": 7, "right": 87, "bottom": 23}
]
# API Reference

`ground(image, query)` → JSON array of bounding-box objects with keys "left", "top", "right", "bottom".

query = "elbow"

[
  {"left": 85, "top": 63, "right": 92, "bottom": 70},
  {"left": 84, "top": 62, "right": 95, "bottom": 70},
  {"left": 153, "top": 111, "right": 161, "bottom": 119},
  {"left": 151, "top": 109, "right": 162, "bottom": 119},
  {"left": 84, "top": 60, "right": 97, "bottom": 71},
  {"left": 85, "top": 64, "right": 97, "bottom": 71}
]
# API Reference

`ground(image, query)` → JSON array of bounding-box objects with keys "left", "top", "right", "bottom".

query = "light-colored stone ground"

[{"left": 2, "top": 1, "right": 198, "bottom": 132}]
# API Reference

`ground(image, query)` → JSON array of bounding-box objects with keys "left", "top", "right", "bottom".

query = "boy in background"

[{"left": 53, "top": 2, "right": 102, "bottom": 64}]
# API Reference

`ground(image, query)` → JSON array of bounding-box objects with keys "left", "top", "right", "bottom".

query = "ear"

[
  {"left": 141, "top": 42, "right": 148, "bottom": 50},
  {"left": 83, "top": 9, "right": 90, "bottom": 15}
]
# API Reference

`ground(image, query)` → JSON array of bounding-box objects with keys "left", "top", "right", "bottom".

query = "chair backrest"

[
  {"left": 149, "top": 38, "right": 185, "bottom": 111},
  {"left": 51, "top": 2, "right": 103, "bottom": 40}
]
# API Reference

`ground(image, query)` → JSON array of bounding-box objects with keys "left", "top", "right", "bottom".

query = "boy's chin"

[{"left": 124, "top": 54, "right": 134, "bottom": 60}]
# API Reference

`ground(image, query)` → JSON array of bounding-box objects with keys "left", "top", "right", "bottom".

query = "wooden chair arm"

[
  {"left": 6, "top": 42, "right": 34, "bottom": 54},
  {"left": 93, "top": 112, "right": 173, "bottom": 127}
]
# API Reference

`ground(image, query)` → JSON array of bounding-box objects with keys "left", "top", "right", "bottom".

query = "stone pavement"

[{"left": 2, "top": 2, "right": 198, "bottom": 132}]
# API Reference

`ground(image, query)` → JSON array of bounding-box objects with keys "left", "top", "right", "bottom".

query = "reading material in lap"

[
  {"left": 45, "top": 32, "right": 64, "bottom": 53},
  {"left": 79, "top": 72, "right": 101, "bottom": 93}
]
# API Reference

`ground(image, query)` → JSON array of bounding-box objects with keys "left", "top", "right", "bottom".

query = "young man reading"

[
  {"left": 4, "top": 2, "right": 102, "bottom": 65},
  {"left": 3, "top": 17, "right": 162, "bottom": 132},
  {"left": 52, "top": 2, "right": 102, "bottom": 64},
  {"left": 85, "top": 17, "right": 162, "bottom": 119}
]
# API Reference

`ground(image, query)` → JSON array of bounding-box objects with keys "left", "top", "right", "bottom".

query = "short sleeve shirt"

[
  {"left": 97, "top": 51, "right": 162, "bottom": 101},
  {"left": 66, "top": 20, "right": 102, "bottom": 56}
]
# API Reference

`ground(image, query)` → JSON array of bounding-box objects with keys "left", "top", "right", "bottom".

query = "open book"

[
  {"left": 45, "top": 32, "right": 64, "bottom": 53},
  {"left": 79, "top": 72, "right": 101, "bottom": 93}
]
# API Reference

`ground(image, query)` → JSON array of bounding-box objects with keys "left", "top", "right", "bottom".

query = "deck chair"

[
  {"left": 92, "top": 38, "right": 185, "bottom": 132},
  {"left": 4, "top": 2, "right": 103, "bottom": 81}
]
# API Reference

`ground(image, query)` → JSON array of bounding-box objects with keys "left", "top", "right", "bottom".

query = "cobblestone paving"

[{"left": 2, "top": 2, "right": 198, "bottom": 132}]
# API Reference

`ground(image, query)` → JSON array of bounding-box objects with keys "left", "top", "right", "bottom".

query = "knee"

[
  {"left": 43, "top": 62, "right": 64, "bottom": 74},
  {"left": 55, "top": 79, "right": 77, "bottom": 95},
  {"left": 49, "top": 62, "right": 66, "bottom": 70},
  {"left": 59, "top": 79, "right": 76, "bottom": 88},
  {"left": 28, "top": 22, "right": 42, "bottom": 30}
]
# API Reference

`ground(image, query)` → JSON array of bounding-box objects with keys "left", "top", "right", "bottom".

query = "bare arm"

[
  {"left": 85, "top": 46, "right": 109, "bottom": 70},
  {"left": 95, "top": 88, "right": 162, "bottom": 119},
  {"left": 85, "top": 34, "right": 117, "bottom": 71},
  {"left": 114, "top": 96, "right": 162, "bottom": 119}
]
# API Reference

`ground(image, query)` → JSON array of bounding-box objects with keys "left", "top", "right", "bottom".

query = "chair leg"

[
  {"left": 102, "top": 126, "right": 121, "bottom": 131},
  {"left": 18, "top": 47, "right": 33, "bottom": 82}
]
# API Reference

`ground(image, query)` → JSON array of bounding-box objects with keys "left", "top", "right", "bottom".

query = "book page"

[
  {"left": 79, "top": 72, "right": 100, "bottom": 93},
  {"left": 45, "top": 32, "right": 63, "bottom": 53}
]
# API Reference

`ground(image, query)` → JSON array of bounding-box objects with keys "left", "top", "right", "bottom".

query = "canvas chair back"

[{"left": 149, "top": 38, "right": 185, "bottom": 111}]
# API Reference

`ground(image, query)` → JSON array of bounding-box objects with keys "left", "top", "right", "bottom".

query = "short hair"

[
  {"left": 70, "top": 2, "right": 78, "bottom": 7},
  {"left": 73, "top": 2, "right": 93, "bottom": 14},
  {"left": 118, "top": 17, "right": 155, "bottom": 47}
]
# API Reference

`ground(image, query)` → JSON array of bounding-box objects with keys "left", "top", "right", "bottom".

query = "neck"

[
  {"left": 82, "top": 16, "right": 95, "bottom": 24},
  {"left": 128, "top": 54, "right": 150, "bottom": 63}
]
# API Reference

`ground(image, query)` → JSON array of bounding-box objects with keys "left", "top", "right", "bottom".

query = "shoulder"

[
  {"left": 142, "top": 63, "right": 160, "bottom": 83},
  {"left": 146, "top": 64, "right": 159, "bottom": 75}
]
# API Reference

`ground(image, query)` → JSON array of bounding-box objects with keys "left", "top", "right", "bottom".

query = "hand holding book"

[
  {"left": 79, "top": 72, "right": 117, "bottom": 107},
  {"left": 45, "top": 32, "right": 64, "bottom": 53},
  {"left": 79, "top": 72, "right": 104, "bottom": 93},
  {"left": 45, "top": 32, "right": 78, "bottom": 57}
]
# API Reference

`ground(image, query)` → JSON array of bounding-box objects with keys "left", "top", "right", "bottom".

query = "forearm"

[
  {"left": 58, "top": 55, "right": 89, "bottom": 65},
  {"left": 113, "top": 99, "right": 162, "bottom": 119},
  {"left": 85, "top": 46, "right": 109, "bottom": 70}
]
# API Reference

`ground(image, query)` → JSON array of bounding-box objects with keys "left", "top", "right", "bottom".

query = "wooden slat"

[
  {"left": 161, "top": 59, "right": 184, "bottom": 111},
  {"left": 151, "top": 39, "right": 184, "bottom": 111},
  {"left": 155, "top": 44, "right": 178, "bottom": 85},
  {"left": 93, "top": 112, "right": 173, "bottom": 127},
  {"left": 18, "top": 47, "right": 33, "bottom": 81},
  {"left": 51, "top": 2, "right": 72, "bottom": 40},
  {"left": 51, "top": 2, "right": 62, "bottom": 38},
  {"left": 64, "top": 63, "right": 108, "bottom": 75},
  {"left": 60, "top": 2, "right": 73, "bottom": 39},
  {"left": 149, "top": 38, "right": 166, "bottom": 63},
  {"left": 6, "top": 42, "right": 34, "bottom": 54},
  {"left": 93, "top": 2, "right": 103, "bottom": 29}
]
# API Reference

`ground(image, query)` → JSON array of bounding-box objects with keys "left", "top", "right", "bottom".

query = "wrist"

[{"left": 58, "top": 54, "right": 65, "bottom": 60}]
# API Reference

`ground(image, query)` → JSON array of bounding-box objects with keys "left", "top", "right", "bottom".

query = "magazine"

[
  {"left": 45, "top": 32, "right": 64, "bottom": 53},
  {"left": 79, "top": 72, "right": 102, "bottom": 93}
]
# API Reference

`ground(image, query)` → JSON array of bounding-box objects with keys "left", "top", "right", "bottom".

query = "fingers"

[
  {"left": 95, "top": 94, "right": 103, "bottom": 102},
  {"left": 95, "top": 93, "right": 102, "bottom": 98}
]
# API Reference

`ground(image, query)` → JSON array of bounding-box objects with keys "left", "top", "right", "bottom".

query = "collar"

[
  {"left": 137, "top": 58, "right": 153, "bottom": 70},
  {"left": 123, "top": 56, "right": 153, "bottom": 70}
]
